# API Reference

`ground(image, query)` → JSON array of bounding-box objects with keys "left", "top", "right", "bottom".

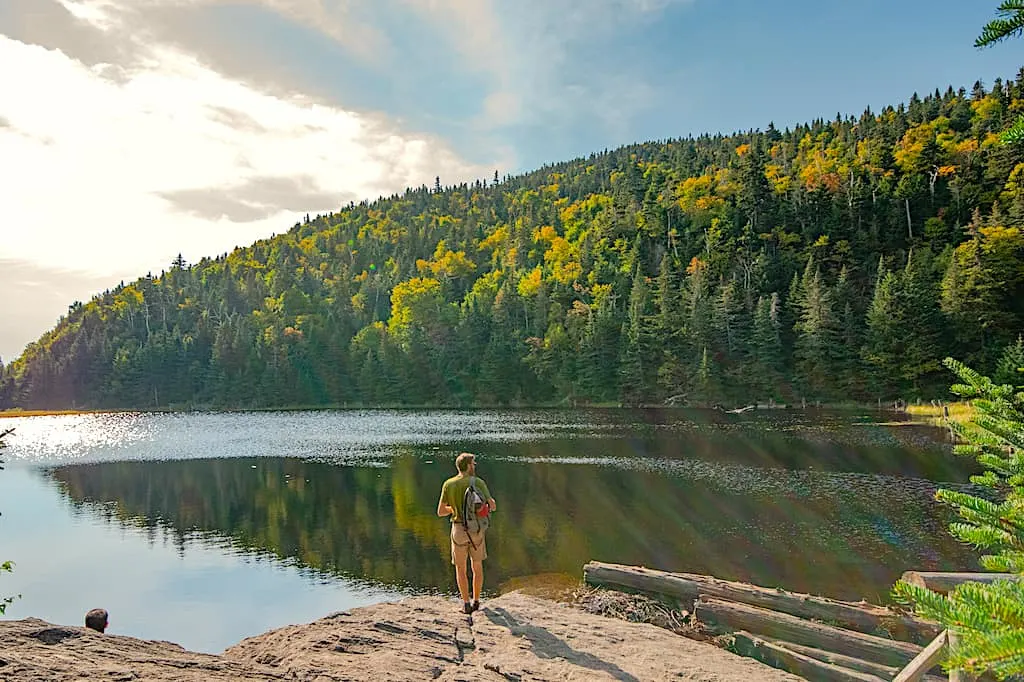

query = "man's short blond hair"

[{"left": 455, "top": 452, "right": 475, "bottom": 473}]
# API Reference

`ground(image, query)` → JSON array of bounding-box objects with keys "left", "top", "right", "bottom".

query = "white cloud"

[
  {"left": 0, "top": 34, "right": 490, "bottom": 289},
  {"left": 0, "top": 0, "right": 496, "bottom": 359},
  {"left": 56, "top": 0, "right": 392, "bottom": 66},
  {"left": 0, "top": 260, "right": 115, "bottom": 363}
]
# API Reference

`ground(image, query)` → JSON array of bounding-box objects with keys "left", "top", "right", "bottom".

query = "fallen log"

[
  {"left": 773, "top": 640, "right": 900, "bottom": 679},
  {"left": 776, "top": 640, "right": 947, "bottom": 682},
  {"left": 584, "top": 561, "right": 939, "bottom": 642},
  {"left": 694, "top": 597, "right": 926, "bottom": 668},
  {"left": 730, "top": 631, "right": 886, "bottom": 682},
  {"left": 899, "top": 571, "right": 1020, "bottom": 595}
]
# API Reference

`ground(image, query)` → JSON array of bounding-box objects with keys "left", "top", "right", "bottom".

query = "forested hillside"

[{"left": 5, "top": 75, "right": 1024, "bottom": 410}]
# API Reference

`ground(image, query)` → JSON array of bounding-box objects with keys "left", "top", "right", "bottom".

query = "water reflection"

[{"left": 49, "top": 431, "right": 979, "bottom": 603}]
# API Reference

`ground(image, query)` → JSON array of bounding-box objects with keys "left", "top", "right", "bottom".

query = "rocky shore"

[{"left": 0, "top": 592, "right": 802, "bottom": 681}]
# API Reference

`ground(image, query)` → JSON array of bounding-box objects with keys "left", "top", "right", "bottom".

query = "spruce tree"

[
  {"left": 977, "top": 1, "right": 1024, "bottom": 143},
  {"left": 712, "top": 277, "right": 749, "bottom": 392},
  {"left": 653, "top": 254, "right": 685, "bottom": 399},
  {"left": 893, "top": 357, "right": 1024, "bottom": 679},
  {"left": 864, "top": 264, "right": 902, "bottom": 396},
  {"left": 619, "top": 272, "right": 655, "bottom": 404},
  {"left": 832, "top": 267, "right": 863, "bottom": 396},
  {"left": 795, "top": 261, "right": 838, "bottom": 399},
  {"left": 898, "top": 250, "right": 945, "bottom": 393},
  {"left": 752, "top": 293, "right": 785, "bottom": 399},
  {"left": 995, "top": 335, "right": 1024, "bottom": 386}
]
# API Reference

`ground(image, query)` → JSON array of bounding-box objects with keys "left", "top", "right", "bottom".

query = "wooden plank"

[
  {"left": 584, "top": 561, "right": 939, "bottom": 642},
  {"left": 892, "top": 630, "right": 947, "bottom": 682},
  {"left": 730, "top": 631, "right": 886, "bottom": 682},
  {"left": 694, "top": 597, "right": 925, "bottom": 668},
  {"left": 899, "top": 572, "right": 1020, "bottom": 595}
]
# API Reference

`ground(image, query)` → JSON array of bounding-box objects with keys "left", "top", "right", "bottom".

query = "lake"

[{"left": 0, "top": 409, "right": 979, "bottom": 652}]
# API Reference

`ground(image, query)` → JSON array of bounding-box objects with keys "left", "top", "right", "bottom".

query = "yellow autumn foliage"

[{"left": 517, "top": 266, "right": 543, "bottom": 297}]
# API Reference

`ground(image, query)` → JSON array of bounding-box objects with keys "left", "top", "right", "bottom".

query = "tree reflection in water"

[{"left": 47, "top": 430, "right": 979, "bottom": 602}]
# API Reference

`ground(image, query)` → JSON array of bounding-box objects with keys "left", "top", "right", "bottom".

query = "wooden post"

[
  {"left": 892, "top": 630, "right": 947, "bottom": 682},
  {"left": 946, "top": 632, "right": 976, "bottom": 682}
]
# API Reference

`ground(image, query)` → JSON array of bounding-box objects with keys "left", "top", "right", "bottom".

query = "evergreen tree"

[
  {"left": 692, "top": 346, "right": 720, "bottom": 405},
  {"left": 864, "top": 262, "right": 902, "bottom": 395},
  {"left": 712, "top": 277, "right": 750, "bottom": 392},
  {"left": 893, "top": 358, "right": 1024, "bottom": 679},
  {"left": 995, "top": 335, "right": 1024, "bottom": 386},
  {"left": 619, "top": 272, "right": 656, "bottom": 404},
  {"left": 751, "top": 293, "right": 785, "bottom": 399},
  {"left": 794, "top": 261, "right": 838, "bottom": 398},
  {"left": 898, "top": 251, "right": 945, "bottom": 393},
  {"left": 977, "top": 1, "right": 1024, "bottom": 143}
]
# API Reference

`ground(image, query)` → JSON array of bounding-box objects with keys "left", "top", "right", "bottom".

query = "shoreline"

[
  {"left": 903, "top": 402, "right": 975, "bottom": 427},
  {"left": 0, "top": 592, "right": 801, "bottom": 681},
  {"left": 1, "top": 401, "right": 946, "bottom": 419}
]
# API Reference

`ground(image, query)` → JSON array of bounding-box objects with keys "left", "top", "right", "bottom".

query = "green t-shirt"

[{"left": 440, "top": 475, "right": 492, "bottom": 523}]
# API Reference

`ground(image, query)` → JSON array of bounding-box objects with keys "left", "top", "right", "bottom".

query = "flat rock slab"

[
  {"left": 0, "top": 593, "right": 803, "bottom": 681},
  {"left": 0, "top": 618, "right": 286, "bottom": 681}
]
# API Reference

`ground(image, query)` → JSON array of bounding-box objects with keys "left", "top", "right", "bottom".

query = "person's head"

[
  {"left": 455, "top": 452, "right": 476, "bottom": 475},
  {"left": 85, "top": 608, "right": 108, "bottom": 633}
]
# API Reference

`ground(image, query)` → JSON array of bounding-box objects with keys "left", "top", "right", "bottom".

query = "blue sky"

[
  {"left": 167, "top": 0, "right": 1024, "bottom": 170},
  {"left": 0, "top": 0, "right": 1021, "bottom": 361}
]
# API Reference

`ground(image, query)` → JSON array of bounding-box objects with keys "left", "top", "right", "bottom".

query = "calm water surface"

[{"left": 0, "top": 409, "right": 979, "bottom": 652}]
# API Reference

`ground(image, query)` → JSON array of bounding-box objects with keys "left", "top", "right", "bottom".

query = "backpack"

[{"left": 461, "top": 476, "right": 491, "bottom": 534}]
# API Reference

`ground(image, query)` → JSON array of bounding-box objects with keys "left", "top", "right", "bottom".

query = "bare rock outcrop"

[
  {"left": 0, "top": 618, "right": 286, "bottom": 680},
  {"left": 0, "top": 593, "right": 803, "bottom": 681}
]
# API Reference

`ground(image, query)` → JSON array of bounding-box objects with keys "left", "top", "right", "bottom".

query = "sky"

[{"left": 0, "top": 0, "right": 1021, "bottom": 362}]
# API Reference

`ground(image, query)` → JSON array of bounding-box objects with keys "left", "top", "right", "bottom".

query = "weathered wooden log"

[
  {"left": 730, "top": 631, "right": 886, "bottom": 682},
  {"left": 694, "top": 597, "right": 926, "bottom": 668},
  {"left": 775, "top": 640, "right": 901, "bottom": 679},
  {"left": 899, "top": 571, "right": 1020, "bottom": 595},
  {"left": 584, "top": 561, "right": 939, "bottom": 642},
  {"left": 892, "top": 630, "right": 947, "bottom": 682},
  {"left": 780, "top": 639, "right": 948, "bottom": 681}
]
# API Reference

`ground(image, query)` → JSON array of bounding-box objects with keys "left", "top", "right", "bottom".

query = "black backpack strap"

[
  {"left": 463, "top": 477, "right": 478, "bottom": 550},
  {"left": 461, "top": 478, "right": 473, "bottom": 530}
]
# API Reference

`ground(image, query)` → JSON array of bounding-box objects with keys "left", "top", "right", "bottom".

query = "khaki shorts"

[{"left": 451, "top": 523, "right": 487, "bottom": 565}]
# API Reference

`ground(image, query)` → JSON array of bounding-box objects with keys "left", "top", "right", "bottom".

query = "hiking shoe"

[
  {"left": 463, "top": 602, "right": 473, "bottom": 614},
  {"left": 471, "top": 600, "right": 480, "bottom": 612}
]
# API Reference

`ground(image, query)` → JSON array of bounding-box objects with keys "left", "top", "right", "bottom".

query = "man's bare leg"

[
  {"left": 471, "top": 557, "right": 484, "bottom": 603},
  {"left": 455, "top": 561, "right": 470, "bottom": 603}
]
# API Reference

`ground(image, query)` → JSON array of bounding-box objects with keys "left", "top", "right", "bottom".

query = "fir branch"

[{"left": 977, "top": 1, "right": 1024, "bottom": 48}]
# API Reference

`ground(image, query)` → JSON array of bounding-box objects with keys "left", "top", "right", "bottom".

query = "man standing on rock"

[{"left": 437, "top": 452, "right": 496, "bottom": 614}]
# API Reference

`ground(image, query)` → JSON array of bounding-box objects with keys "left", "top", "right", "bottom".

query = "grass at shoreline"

[
  {"left": 0, "top": 409, "right": 120, "bottom": 418},
  {"left": 904, "top": 402, "right": 976, "bottom": 426}
]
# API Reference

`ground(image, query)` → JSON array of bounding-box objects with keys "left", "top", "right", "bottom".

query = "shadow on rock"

[{"left": 483, "top": 606, "right": 639, "bottom": 682}]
